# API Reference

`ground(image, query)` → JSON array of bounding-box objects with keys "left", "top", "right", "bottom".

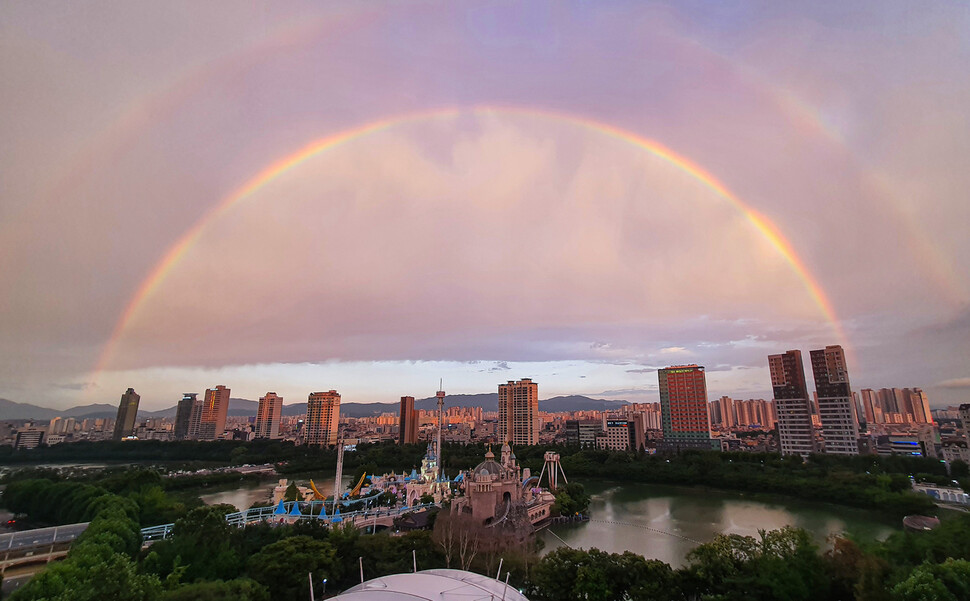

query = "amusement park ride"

[{"left": 141, "top": 384, "right": 568, "bottom": 541}]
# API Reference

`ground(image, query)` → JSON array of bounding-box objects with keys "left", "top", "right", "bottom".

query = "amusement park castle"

[{"left": 269, "top": 384, "right": 568, "bottom": 532}]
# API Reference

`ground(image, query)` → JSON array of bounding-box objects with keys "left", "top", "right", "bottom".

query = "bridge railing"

[{"left": 141, "top": 501, "right": 438, "bottom": 541}]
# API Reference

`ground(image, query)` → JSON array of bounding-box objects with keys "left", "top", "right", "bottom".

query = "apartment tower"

[
  {"left": 173, "top": 393, "right": 196, "bottom": 440},
  {"left": 809, "top": 345, "right": 859, "bottom": 455},
  {"left": 399, "top": 396, "right": 418, "bottom": 444},
  {"left": 306, "top": 390, "right": 341, "bottom": 446},
  {"left": 658, "top": 365, "right": 712, "bottom": 451},
  {"left": 112, "top": 388, "right": 140, "bottom": 441},
  {"left": 498, "top": 378, "right": 539, "bottom": 446},
  {"left": 769, "top": 350, "right": 816, "bottom": 457},
  {"left": 186, "top": 394, "right": 204, "bottom": 439},
  {"left": 197, "top": 385, "right": 230, "bottom": 441},
  {"left": 960, "top": 404, "right": 970, "bottom": 445},
  {"left": 255, "top": 392, "right": 283, "bottom": 439}
]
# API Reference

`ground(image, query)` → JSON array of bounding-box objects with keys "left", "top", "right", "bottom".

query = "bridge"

[
  {"left": 0, "top": 523, "right": 89, "bottom": 576},
  {"left": 140, "top": 501, "right": 439, "bottom": 542}
]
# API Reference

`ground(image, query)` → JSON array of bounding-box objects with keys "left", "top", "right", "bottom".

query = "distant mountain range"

[
  {"left": 0, "top": 398, "right": 120, "bottom": 421},
  {"left": 0, "top": 393, "right": 630, "bottom": 422}
]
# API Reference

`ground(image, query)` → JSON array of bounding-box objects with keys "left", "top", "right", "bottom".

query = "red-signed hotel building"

[{"left": 659, "top": 365, "right": 713, "bottom": 451}]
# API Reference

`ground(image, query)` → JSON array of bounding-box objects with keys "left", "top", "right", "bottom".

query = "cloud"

[
  {"left": 1, "top": 2, "right": 968, "bottom": 408},
  {"left": 595, "top": 387, "right": 658, "bottom": 397},
  {"left": 625, "top": 368, "right": 657, "bottom": 374},
  {"left": 488, "top": 361, "right": 511, "bottom": 372},
  {"left": 53, "top": 382, "right": 98, "bottom": 391},
  {"left": 659, "top": 347, "right": 690, "bottom": 355},
  {"left": 936, "top": 378, "right": 970, "bottom": 390}
]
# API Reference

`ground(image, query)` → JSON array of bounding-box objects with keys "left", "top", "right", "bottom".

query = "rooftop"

[{"left": 332, "top": 568, "right": 529, "bottom": 601}]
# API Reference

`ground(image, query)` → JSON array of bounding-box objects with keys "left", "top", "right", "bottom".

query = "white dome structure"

[{"left": 331, "top": 568, "right": 529, "bottom": 600}]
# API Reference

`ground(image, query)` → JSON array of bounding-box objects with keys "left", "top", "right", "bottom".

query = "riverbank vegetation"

[
  {"left": 3, "top": 465, "right": 970, "bottom": 600},
  {"left": 2, "top": 439, "right": 952, "bottom": 518}
]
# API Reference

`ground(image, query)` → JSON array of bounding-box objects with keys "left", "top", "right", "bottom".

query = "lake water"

[
  {"left": 201, "top": 475, "right": 898, "bottom": 568},
  {"left": 199, "top": 473, "right": 353, "bottom": 510},
  {"left": 540, "top": 481, "right": 898, "bottom": 567}
]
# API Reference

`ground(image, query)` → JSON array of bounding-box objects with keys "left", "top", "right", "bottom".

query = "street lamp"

[{"left": 322, "top": 578, "right": 327, "bottom": 596}]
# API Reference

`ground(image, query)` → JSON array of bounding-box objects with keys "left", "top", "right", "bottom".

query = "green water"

[{"left": 541, "top": 481, "right": 898, "bottom": 568}]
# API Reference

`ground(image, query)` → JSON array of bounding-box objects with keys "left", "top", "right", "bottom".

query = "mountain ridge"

[{"left": 0, "top": 394, "right": 630, "bottom": 421}]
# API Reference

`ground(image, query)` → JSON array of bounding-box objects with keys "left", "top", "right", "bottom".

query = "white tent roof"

[{"left": 331, "top": 568, "right": 529, "bottom": 601}]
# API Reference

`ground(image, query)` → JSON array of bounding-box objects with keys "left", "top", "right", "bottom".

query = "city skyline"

[{"left": 2, "top": 2, "right": 969, "bottom": 410}]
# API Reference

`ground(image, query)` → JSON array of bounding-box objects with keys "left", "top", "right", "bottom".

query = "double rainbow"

[{"left": 94, "top": 106, "right": 848, "bottom": 375}]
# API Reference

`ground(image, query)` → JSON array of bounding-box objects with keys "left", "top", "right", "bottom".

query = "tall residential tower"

[
  {"left": 810, "top": 345, "right": 859, "bottom": 455},
  {"left": 306, "top": 390, "right": 340, "bottom": 446},
  {"left": 399, "top": 396, "right": 418, "bottom": 444},
  {"left": 769, "top": 350, "right": 815, "bottom": 457},
  {"left": 498, "top": 378, "right": 539, "bottom": 446},
  {"left": 112, "top": 388, "right": 140, "bottom": 440},
  {"left": 198, "top": 385, "right": 230, "bottom": 441},
  {"left": 173, "top": 393, "right": 196, "bottom": 440},
  {"left": 255, "top": 392, "right": 283, "bottom": 439}
]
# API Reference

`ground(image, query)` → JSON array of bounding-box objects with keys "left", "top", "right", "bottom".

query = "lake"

[
  {"left": 540, "top": 481, "right": 897, "bottom": 567},
  {"left": 201, "top": 474, "right": 898, "bottom": 568}
]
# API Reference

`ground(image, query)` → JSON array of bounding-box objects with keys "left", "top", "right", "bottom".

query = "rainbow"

[{"left": 94, "top": 106, "right": 850, "bottom": 376}]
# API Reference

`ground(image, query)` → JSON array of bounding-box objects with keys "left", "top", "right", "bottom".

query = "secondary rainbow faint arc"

[{"left": 94, "top": 105, "right": 849, "bottom": 376}]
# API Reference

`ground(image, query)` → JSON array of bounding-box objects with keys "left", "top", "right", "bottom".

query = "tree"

[
  {"left": 11, "top": 543, "right": 161, "bottom": 601},
  {"left": 892, "top": 559, "right": 970, "bottom": 601},
  {"left": 283, "top": 482, "right": 300, "bottom": 502},
  {"left": 9, "top": 497, "right": 161, "bottom": 601},
  {"left": 160, "top": 578, "right": 269, "bottom": 601},
  {"left": 433, "top": 510, "right": 484, "bottom": 571},
  {"left": 552, "top": 482, "right": 590, "bottom": 516},
  {"left": 529, "top": 547, "right": 677, "bottom": 601},
  {"left": 823, "top": 537, "right": 866, "bottom": 600},
  {"left": 143, "top": 505, "right": 241, "bottom": 583},
  {"left": 683, "top": 526, "right": 826, "bottom": 601},
  {"left": 246, "top": 536, "right": 340, "bottom": 600}
]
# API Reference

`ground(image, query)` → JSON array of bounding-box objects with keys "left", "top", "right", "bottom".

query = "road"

[
  {"left": 2, "top": 570, "right": 36, "bottom": 597},
  {"left": 0, "top": 523, "right": 89, "bottom": 553}
]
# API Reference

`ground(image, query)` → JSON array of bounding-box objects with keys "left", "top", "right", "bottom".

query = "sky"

[{"left": 1, "top": 1, "right": 969, "bottom": 411}]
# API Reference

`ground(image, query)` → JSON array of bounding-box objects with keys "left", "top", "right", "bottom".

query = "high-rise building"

[
  {"left": 860, "top": 389, "right": 878, "bottom": 424},
  {"left": 255, "top": 392, "right": 283, "bottom": 439},
  {"left": 719, "top": 396, "right": 737, "bottom": 429},
  {"left": 598, "top": 419, "right": 639, "bottom": 451},
  {"left": 399, "top": 396, "right": 418, "bottom": 444},
  {"left": 565, "top": 420, "right": 602, "bottom": 447},
  {"left": 186, "top": 394, "right": 204, "bottom": 439},
  {"left": 306, "top": 390, "right": 340, "bottom": 446},
  {"left": 658, "top": 365, "right": 712, "bottom": 451},
  {"left": 14, "top": 430, "right": 44, "bottom": 450},
  {"left": 810, "top": 345, "right": 859, "bottom": 455},
  {"left": 907, "top": 388, "right": 933, "bottom": 424},
  {"left": 708, "top": 401, "right": 722, "bottom": 428},
  {"left": 498, "top": 378, "right": 539, "bottom": 446},
  {"left": 959, "top": 404, "right": 970, "bottom": 445},
  {"left": 769, "top": 350, "right": 815, "bottom": 457},
  {"left": 112, "top": 388, "right": 140, "bottom": 441},
  {"left": 173, "top": 393, "right": 196, "bottom": 440},
  {"left": 198, "top": 385, "right": 230, "bottom": 441},
  {"left": 878, "top": 388, "right": 902, "bottom": 416}
]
